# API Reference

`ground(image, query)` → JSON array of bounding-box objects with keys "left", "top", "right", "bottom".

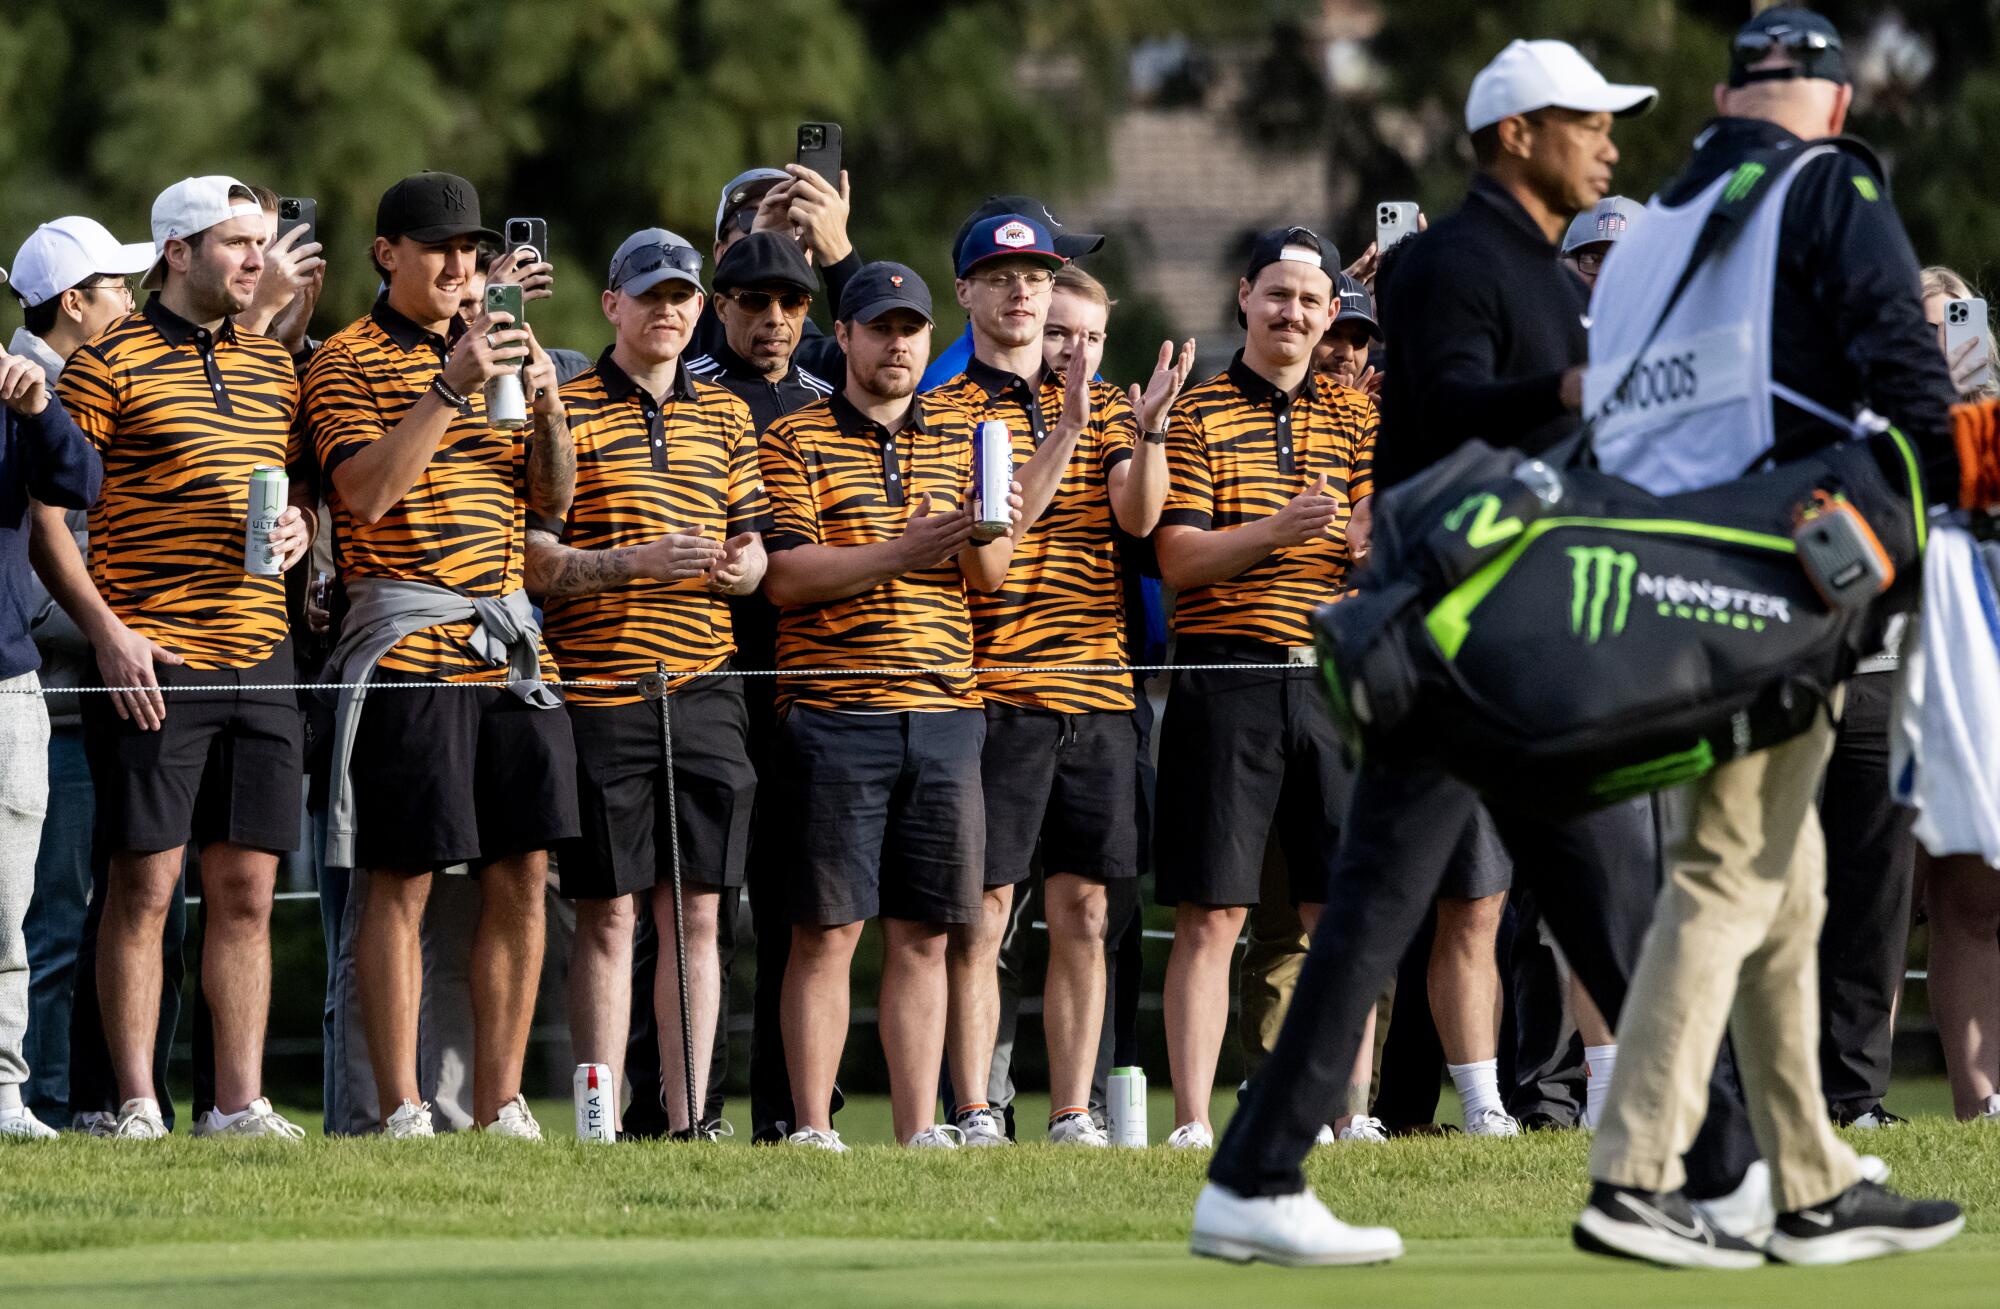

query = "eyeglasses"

[
  {"left": 1571, "top": 250, "right": 1607, "bottom": 275},
  {"left": 726, "top": 288, "right": 812, "bottom": 314},
  {"left": 610, "top": 242, "right": 703, "bottom": 290},
  {"left": 80, "top": 277, "right": 134, "bottom": 300},
  {"left": 969, "top": 269, "right": 1054, "bottom": 294}
]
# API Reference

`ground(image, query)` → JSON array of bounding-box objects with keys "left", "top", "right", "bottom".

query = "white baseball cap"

[
  {"left": 8, "top": 216, "right": 156, "bottom": 308},
  {"left": 143, "top": 174, "right": 264, "bottom": 289},
  {"left": 1465, "top": 39, "right": 1657, "bottom": 133}
]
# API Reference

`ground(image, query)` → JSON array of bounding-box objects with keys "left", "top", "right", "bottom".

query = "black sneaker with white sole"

[
  {"left": 1573, "top": 1183, "right": 1767, "bottom": 1270},
  {"left": 1766, "top": 1180, "right": 1964, "bottom": 1266}
]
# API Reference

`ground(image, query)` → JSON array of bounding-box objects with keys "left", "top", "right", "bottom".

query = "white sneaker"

[
  {"left": 1859, "top": 1154, "right": 1890, "bottom": 1184},
  {"left": 1979, "top": 1095, "right": 2000, "bottom": 1121},
  {"left": 1314, "top": 1124, "right": 1337, "bottom": 1145},
  {"left": 1339, "top": 1116, "right": 1390, "bottom": 1143},
  {"left": 72, "top": 1110, "right": 117, "bottom": 1138},
  {"left": 0, "top": 1105, "right": 59, "bottom": 1140},
  {"left": 112, "top": 1097, "right": 167, "bottom": 1140},
  {"left": 385, "top": 1099, "right": 435, "bottom": 1140},
  {"left": 954, "top": 1107, "right": 1009, "bottom": 1147},
  {"left": 1465, "top": 1107, "right": 1521, "bottom": 1137},
  {"left": 1167, "top": 1121, "right": 1214, "bottom": 1149},
  {"left": 484, "top": 1094, "right": 543, "bottom": 1140},
  {"left": 787, "top": 1126, "right": 849, "bottom": 1153},
  {"left": 193, "top": 1097, "right": 306, "bottom": 1140},
  {"left": 1692, "top": 1159, "right": 1775, "bottom": 1246},
  {"left": 1191, "top": 1182, "right": 1404, "bottom": 1266},
  {"left": 1049, "top": 1111, "right": 1110, "bottom": 1147},
  {"left": 905, "top": 1124, "right": 964, "bottom": 1149}
]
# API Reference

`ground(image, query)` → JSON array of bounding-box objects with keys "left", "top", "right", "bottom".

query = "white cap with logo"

[
  {"left": 1465, "top": 39, "right": 1657, "bottom": 133},
  {"left": 7, "top": 216, "right": 156, "bottom": 308},
  {"left": 150, "top": 174, "right": 263, "bottom": 250}
]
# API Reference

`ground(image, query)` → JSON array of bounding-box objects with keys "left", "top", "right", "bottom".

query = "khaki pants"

[{"left": 1591, "top": 703, "right": 1860, "bottom": 1211}]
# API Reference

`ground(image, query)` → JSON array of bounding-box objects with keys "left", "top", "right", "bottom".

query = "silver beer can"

[
  {"left": 244, "top": 465, "right": 288, "bottom": 576},
  {"left": 574, "top": 1062, "right": 614, "bottom": 1143},
  {"left": 973, "top": 419, "right": 1013, "bottom": 539}
]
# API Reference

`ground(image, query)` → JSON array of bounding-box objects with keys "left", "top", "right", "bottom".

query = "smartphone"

[
  {"left": 1946, "top": 297, "right": 1993, "bottom": 392},
  {"left": 1376, "top": 201, "right": 1419, "bottom": 255},
  {"left": 485, "top": 282, "right": 526, "bottom": 360},
  {"left": 796, "top": 122, "right": 843, "bottom": 181},
  {"left": 275, "top": 196, "right": 317, "bottom": 248},
  {"left": 505, "top": 217, "right": 548, "bottom": 266}
]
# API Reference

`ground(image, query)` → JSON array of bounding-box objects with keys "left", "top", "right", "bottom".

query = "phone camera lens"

[{"left": 803, "top": 127, "right": 824, "bottom": 148}]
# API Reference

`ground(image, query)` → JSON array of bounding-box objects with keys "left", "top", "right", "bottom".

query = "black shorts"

[
  {"left": 561, "top": 680, "right": 757, "bottom": 899},
  {"left": 351, "top": 682, "right": 579, "bottom": 872},
  {"left": 778, "top": 706, "right": 985, "bottom": 926},
  {"left": 1437, "top": 803, "right": 1513, "bottom": 901},
  {"left": 82, "top": 639, "right": 304, "bottom": 855},
  {"left": 980, "top": 705, "right": 1140, "bottom": 888},
  {"left": 1153, "top": 646, "right": 1354, "bottom": 908}
]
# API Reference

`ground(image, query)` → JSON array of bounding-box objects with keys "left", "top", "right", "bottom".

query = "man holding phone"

[{"left": 303, "top": 171, "right": 577, "bottom": 1140}]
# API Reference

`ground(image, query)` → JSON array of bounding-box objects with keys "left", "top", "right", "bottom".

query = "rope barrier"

[{"left": 6, "top": 661, "right": 1286, "bottom": 695}]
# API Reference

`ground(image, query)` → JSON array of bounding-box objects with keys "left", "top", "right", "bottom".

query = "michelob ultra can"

[
  {"left": 574, "top": 1063, "right": 614, "bottom": 1143},
  {"left": 973, "top": 419, "right": 1013, "bottom": 540},
  {"left": 1107, "top": 1065, "right": 1147, "bottom": 1147},
  {"left": 243, "top": 465, "right": 288, "bottom": 576}
]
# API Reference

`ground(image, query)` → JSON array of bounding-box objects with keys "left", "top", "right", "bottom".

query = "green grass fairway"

[{"left": 6, "top": 1102, "right": 1999, "bottom": 1307}]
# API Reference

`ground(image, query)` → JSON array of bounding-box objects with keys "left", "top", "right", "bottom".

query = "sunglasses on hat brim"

[
  {"left": 612, "top": 242, "right": 703, "bottom": 289},
  {"left": 1732, "top": 24, "right": 1845, "bottom": 81}
]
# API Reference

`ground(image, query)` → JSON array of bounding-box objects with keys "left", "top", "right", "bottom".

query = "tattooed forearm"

[
  {"left": 524, "top": 528, "right": 640, "bottom": 598},
  {"left": 526, "top": 407, "right": 575, "bottom": 523}
]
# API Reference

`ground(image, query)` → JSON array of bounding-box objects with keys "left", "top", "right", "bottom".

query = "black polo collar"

[
  {"left": 830, "top": 389, "right": 930, "bottom": 507},
  {"left": 596, "top": 346, "right": 699, "bottom": 404},
  {"left": 963, "top": 354, "right": 1053, "bottom": 445},
  {"left": 142, "top": 294, "right": 236, "bottom": 349},
  {"left": 1226, "top": 349, "right": 1321, "bottom": 476},
  {"left": 370, "top": 292, "right": 467, "bottom": 354},
  {"left": 1467, "top": 173, "right": 1560, "bottom": 252}
]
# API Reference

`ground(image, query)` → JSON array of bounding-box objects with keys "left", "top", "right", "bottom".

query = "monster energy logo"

[
  {"left": 1723, "top": 161, "right": 1766, "bottom": 204},
  {"left": 1444, "top": 492, "right": 1523, "bottom": 549},
  {"left": 1568, "top": 546, "right": 1635, "bottom": 643}
]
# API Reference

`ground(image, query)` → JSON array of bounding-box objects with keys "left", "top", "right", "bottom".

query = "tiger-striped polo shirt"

[
  {"left": 534, "top": 350, "right": 771, "bottom": 706},
  {"left": 1160, "top": 352, "right": 1375, "bottom": 647},
  {"left": 57, "top": 297, "right": 302, "bottom": 670},
  {"left": 301, "top": 295, "right": 552, "bottom": 681},
  {"left": 929, "top": 356, "right": 1138, "bottom": 712},
  {"left": 760, "top": 390, "right": 982, "bottom": 714}
]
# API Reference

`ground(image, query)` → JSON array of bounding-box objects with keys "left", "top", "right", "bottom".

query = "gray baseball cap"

[
  {"left": 1563, "top": 196, "right": 1646, "bottom": 254},
  {"left": 714, "top": 168, "right": 792, "bottom": 242},
  {"left": 608, "top": 228, "right": 703, "bottom": 296}
]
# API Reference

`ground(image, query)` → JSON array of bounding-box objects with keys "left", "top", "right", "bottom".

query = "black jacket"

[
  {"left": 1375, "top": 174, "right": 1588, "bottom": 488},
  {"left": 1657, "top": 118, "right": 1953, "bottom": 472},
  {"left": 683, "top": 336, "right": 836, "bottom": 433}
]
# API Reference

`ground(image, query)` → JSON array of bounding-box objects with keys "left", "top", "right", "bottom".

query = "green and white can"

[{"left": 244, "top": 464, "right": 288, "bottom": 576}]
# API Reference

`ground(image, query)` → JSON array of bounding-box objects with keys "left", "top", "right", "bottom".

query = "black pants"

[
  {"left": 1508, "top": 889, "right": 1587, "bottom": 1126},
  {"left": 1817, "top": 671, "right": 1916, "bottom": 1115},
  {"left": 1210, "top": 758, "right": 1759, "bottom": 1199}
]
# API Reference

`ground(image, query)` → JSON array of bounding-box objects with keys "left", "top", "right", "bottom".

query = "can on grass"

[
  {"left": 244, "top": 465, "right": 288, "bottom": 576},
  {"left": 1107, "top": 1065, "right": 1147, "bottom": 1147},
  {"left": 973, "top": 419, "right": 1013, "bottom": 540},
  {"left": 574, "top": 1062, "right": 614, "bottom": 1143}
]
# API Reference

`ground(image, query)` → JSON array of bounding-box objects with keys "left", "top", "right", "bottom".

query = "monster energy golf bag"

[{"left": 1313, "top": 431, "right": 1928, "bottom": 813}]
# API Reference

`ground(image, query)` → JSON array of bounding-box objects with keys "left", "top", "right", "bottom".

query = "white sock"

[
  {"left": 205, "top": 1104, "right": 251, "bottom": 1128},
  {"left": 1448, "top": 1058, "right": 1503, "bottom": 1121},
  {"left": 1584, "top": 1044, "right": 1618, "bottom": 1129},
  {"left": 0, "top": 1083, "right": 21, "bottom": 1112}
]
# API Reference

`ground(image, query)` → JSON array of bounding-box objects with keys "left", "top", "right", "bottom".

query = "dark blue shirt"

[{"left": 0, "top": 395, "right": 101, "bottom": 678}]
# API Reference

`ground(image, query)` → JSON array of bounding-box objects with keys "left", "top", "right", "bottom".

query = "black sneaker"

[
  {"left": 1834, "top": 1103, "right": 1907, "bottom": 1129},
  {"left": 1767, "top": 1180, "right": 1964, "bottom": 1265},
  {"left": 1573, "top": 1182, "right": 1766, "bottom": 1270}
]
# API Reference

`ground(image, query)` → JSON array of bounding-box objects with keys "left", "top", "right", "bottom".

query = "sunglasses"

[
  {"left": 727, "top": 288, "right": 811, "bottom": 314},
  {"left": 610, "top": 242, "right": 703, "bottom": 290},
  {"left": 1733, "top": 25, "right": 1841, "bottom": 61}
]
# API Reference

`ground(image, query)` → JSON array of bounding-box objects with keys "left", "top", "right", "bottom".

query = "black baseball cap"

[
  {"left": 1330, "top": 271, "right": 1381, "bottom": 341},
  {"left": 839, "top": 261, "right": 932, "bottom": 325},
  {"left": 1729, "top": 8, "right": 1848, "bottom": 87},
  {"left": 714, "top": 231, "right": 818, "bottom": 296},
  {"left": 376, "top": 172, "right": 501, "bottom": 245},
  {"left": 1238, "top": 226, "right": 1337, "bottom": 326},
  {"left": 950, "top": 195, "right": 1103, "bottom": 269}
]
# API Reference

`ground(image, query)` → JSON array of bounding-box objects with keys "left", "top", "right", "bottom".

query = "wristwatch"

[{"left": 1141, "top": 427, "right": 1168, "bottom": 445}]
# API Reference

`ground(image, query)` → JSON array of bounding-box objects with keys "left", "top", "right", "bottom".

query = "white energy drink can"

[
  {"left": 973, "top": 419, "right": 1012, "bottom": 539},
  {"left": 244, "top": 465, "right": 288, "bottom": 576},
  {"left": 574, "top": 1063, "right": 614, "bottom": 1143},
  {"left": 484, "top": 370, "right": 528, "bottom": 430},
  {"left": 1107, "top": 1065, "right": 1148, "bottom": 1147}
]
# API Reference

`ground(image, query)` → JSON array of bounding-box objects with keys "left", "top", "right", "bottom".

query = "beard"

[{"left": 858, "top": 360, "right": 916, "bottom": 402}]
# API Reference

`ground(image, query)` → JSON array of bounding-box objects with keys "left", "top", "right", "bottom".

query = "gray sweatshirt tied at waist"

[{"left": 320, "top": 578, "right": 560, "bottom": 869}]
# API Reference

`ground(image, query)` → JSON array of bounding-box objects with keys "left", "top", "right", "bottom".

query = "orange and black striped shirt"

[
  {"left": 58, "top": 298, "right": 302, "bottom": 670},
  {"left": 760, "top": 391, "right": 982, "bottom": 714},
  {"left": 535, "top": 352, "right": 771, "bottom": 706},
  {"left": 1160, "top": 352, "right": 1375, "bottom": 647},
  {"left": 929, "top": 357, "right": 1137, "bottom": 712},
  {"left": 301, "top": 296, "right": 551, "bottom": 681}
]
